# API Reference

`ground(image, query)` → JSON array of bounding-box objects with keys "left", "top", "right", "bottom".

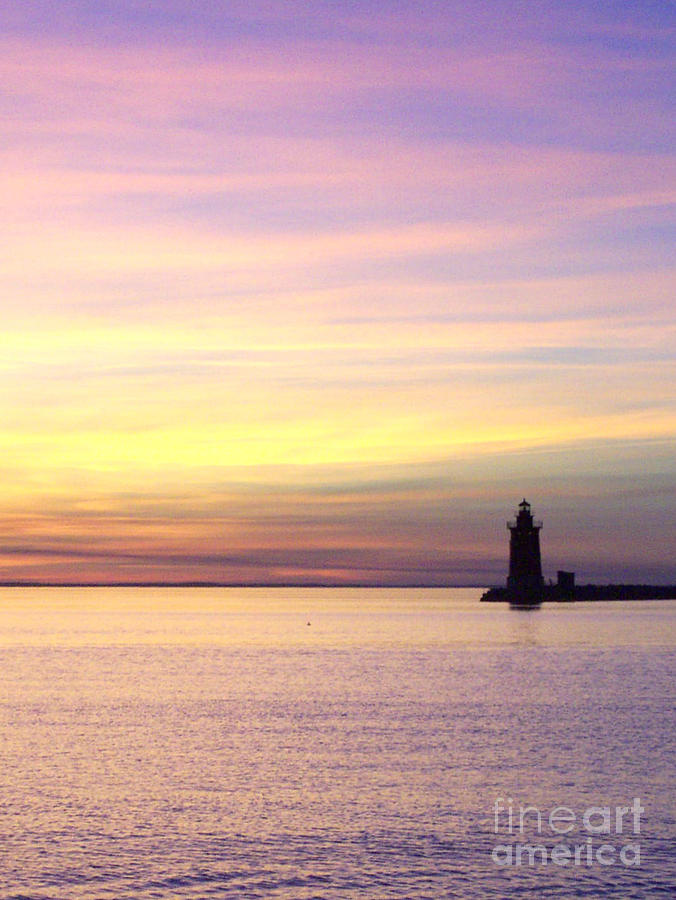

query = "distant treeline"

[
  {"left": 481, "top": 584, "right": 676, "bottom": 602},
  {"left": 570, "top": 584, "right": 676, "bottom": 601}
]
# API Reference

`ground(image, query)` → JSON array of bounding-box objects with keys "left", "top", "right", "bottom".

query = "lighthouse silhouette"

[{"left": 506, "top": 499, "right": 544, "bottom": 605}]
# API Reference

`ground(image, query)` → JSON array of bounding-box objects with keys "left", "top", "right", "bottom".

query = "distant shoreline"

[
  {"left": 0, "top": 581, "right": 675, "bottom": 597},
  {"left": 481, "top": 584, "right": 676, "bottom": 602},
  {"left": 0, "top": 581, "right": 475, "bottom": 589}
]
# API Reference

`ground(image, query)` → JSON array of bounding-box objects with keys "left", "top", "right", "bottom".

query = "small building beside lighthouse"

[{"left": 506, "top": 499, "right": 544, "bottom": 605}]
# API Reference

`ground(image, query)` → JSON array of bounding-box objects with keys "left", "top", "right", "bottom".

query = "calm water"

[{"left": 1, "top": 588, "right": 674, "bottom": 899}]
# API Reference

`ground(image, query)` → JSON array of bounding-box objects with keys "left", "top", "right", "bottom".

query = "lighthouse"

[{"left": 506, "top": 499, "right": 544, "bottom": 605}]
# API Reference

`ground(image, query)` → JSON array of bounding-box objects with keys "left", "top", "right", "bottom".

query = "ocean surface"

[{"left": 1, "top": 587, "right": 674, "bottom": 899}]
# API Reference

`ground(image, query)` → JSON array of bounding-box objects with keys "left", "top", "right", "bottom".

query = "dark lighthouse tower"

[{"left": 506, "top": 499, "right": 544, "bottom": 605}]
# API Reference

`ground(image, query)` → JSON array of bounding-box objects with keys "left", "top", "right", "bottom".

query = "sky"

[{"left": 1, "top": 0, "right": 674, "bottom": 585}]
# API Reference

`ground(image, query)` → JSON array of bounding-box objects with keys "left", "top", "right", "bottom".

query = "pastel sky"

[{"left": 1, "top": 0, "right": 674, "bottom": 584}]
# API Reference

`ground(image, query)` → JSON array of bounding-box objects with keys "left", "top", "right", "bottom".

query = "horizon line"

[
  {"left": 1, "top": 581, "right": 675, "bottom": 590},
  {"left": 0, "top": 580, "right": 484, "bottom": 589}
]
